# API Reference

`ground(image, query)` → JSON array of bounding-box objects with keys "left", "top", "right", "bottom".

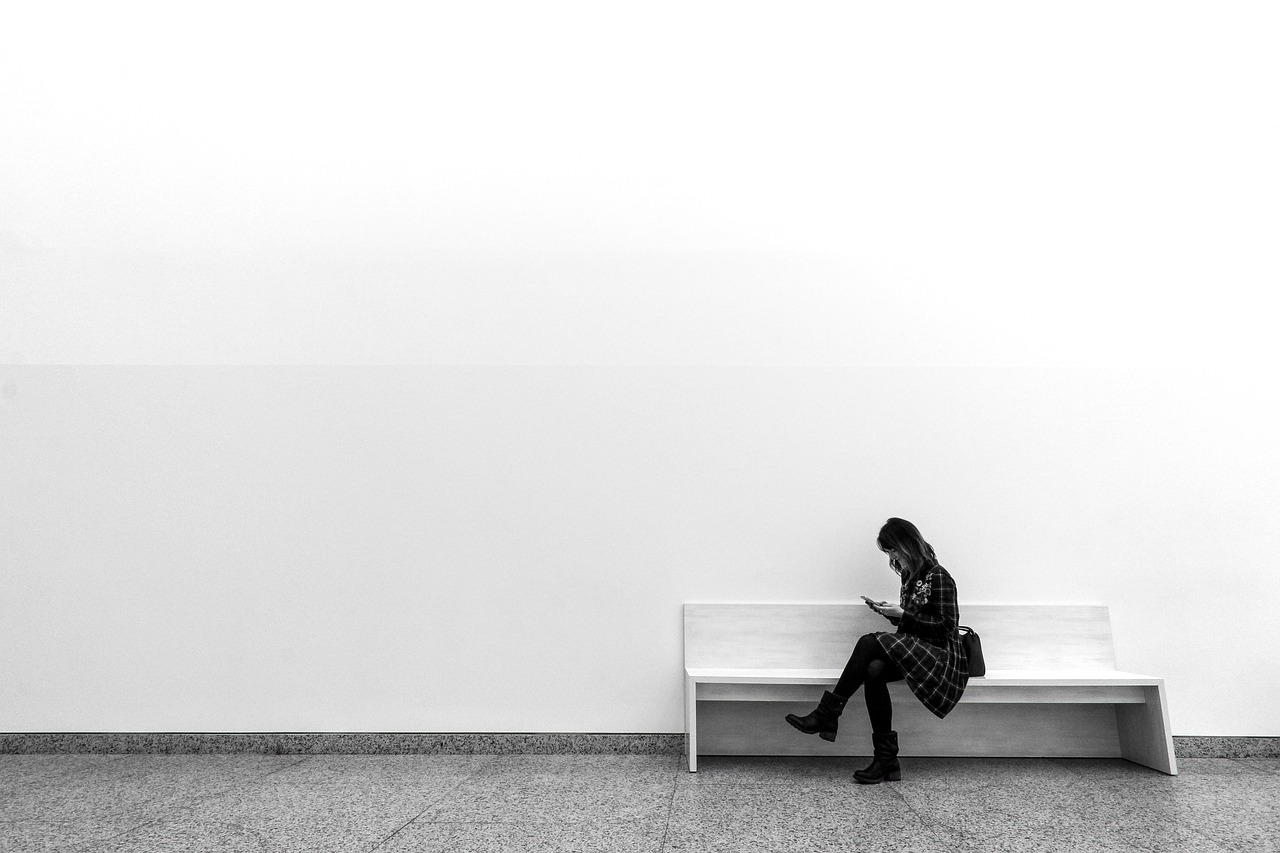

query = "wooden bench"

[{"left": 684, "top": 602, "right": 1176, "bottom": 775}]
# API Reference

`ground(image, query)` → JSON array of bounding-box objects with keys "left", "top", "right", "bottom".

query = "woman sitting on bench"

[{"left": 785, "top": 517, "right": 969, "bottom": 783}]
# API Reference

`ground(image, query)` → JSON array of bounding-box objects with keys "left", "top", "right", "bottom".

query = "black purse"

[{"left": 958, "top": 625, "right": 985, "bottom": 677}]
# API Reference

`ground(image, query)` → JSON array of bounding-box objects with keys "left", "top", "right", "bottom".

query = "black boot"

[
  {"left": 853, "top": 731, "right": 902, "bottom": 784},
  {"left": 785, "top": 690, "right": 847, "bottom": 742}
]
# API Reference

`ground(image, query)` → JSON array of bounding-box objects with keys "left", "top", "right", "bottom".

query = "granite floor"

[{"left": 1, "top": 753, "right": 1277, "bottom": 852}]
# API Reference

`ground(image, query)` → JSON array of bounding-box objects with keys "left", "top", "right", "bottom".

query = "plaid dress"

[{"left": 877, "top": 564, "right": 968, "bottom": 719}]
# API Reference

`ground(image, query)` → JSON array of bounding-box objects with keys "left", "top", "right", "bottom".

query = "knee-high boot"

[
  {"left": 853, "top": 731, "right": 902, "bottom": 783},
  {"left": 784, "top": 690, "right": 847, "bottom": 742}
]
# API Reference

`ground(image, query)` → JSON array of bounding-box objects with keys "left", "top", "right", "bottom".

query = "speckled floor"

[{"left": 1, "top": 754, "right": 1276, "bottom": 852}]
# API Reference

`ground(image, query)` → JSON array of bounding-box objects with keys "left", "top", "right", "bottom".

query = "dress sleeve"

[{"left": 898, "top": 569, "right": 959, "bottom": 642}]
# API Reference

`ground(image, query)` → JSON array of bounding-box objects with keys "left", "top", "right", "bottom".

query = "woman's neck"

[{"left": 901, "top": 561, "right": 934, "bottom": 584}]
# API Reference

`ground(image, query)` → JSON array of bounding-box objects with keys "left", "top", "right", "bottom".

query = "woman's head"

[{"left": 876, "top": 517, "right": 938, "bottom": 578}]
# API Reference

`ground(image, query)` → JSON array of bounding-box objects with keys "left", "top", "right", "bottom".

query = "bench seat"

[
  {"left": 690, "top": 669, "right": 1161, "bottom": 702},
  {"left": 684, "top": 602, "right": 1176, "bottom": 775}
]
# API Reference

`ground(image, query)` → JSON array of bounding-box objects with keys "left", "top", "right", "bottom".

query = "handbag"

[{"left": 958, "top": 625, "right": 986, "bottom": 677}]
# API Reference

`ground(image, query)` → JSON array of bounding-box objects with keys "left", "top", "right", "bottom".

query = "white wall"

[
  {"left": 5, "top": 0, "right": 1277, "bottom": 368},
  {"left": 2, "top": 2, "right": 1278, "bottom": 735},
  {"left": 2, "top": 366, "right": 1277, "bottom": 735}
]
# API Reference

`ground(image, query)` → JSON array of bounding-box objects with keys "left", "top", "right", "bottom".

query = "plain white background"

[{"left": 2, "top": 1, "right": 1278, "bottom": 735}]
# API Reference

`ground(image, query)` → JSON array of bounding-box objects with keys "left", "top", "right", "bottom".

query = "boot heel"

[
  {"left": 819, "top": 730, "right": 837, "bottom": 743},
  {"left": 885, "top": 769, "right": 902, "bottom": 781}
]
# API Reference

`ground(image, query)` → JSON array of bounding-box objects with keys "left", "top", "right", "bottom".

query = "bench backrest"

[{"left": 684, "top": 603, "right": 1118, "bottom": 671}]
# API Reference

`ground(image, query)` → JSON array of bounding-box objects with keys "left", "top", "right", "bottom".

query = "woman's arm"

[{"left": 898, "top": 569, "right": 959, "bottom": 641}]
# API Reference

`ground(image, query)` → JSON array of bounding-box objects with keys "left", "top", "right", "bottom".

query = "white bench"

[{"left": 684, "top": 602, "right": 1176, "bottom": 775}]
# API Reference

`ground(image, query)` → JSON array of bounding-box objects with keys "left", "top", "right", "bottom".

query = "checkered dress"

[{"left": 877, "top": 564, "right": 968, "bottom": 719}]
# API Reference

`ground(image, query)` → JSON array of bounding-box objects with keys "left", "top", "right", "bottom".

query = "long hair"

[{"left": 876, "top": 517, "right": 938, "bottom": 578}]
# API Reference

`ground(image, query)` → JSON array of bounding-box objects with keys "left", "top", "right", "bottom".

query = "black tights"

[{"left": 833, "top": 632, "right": 904, "bottom": 734}]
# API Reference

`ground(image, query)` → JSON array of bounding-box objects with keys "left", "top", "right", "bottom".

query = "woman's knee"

[
  {"left": 866, "top": 658, "right": 904, "bottom": 684},
  {"left": 854, "top": 632, "right": 881, "bottom": 653},
  {"left": 866, "top": 660, "right": 889, "bottom": 683}
]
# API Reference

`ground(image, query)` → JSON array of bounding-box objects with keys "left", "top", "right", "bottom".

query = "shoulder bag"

[{"left": 958, "top": 625, "right": 986, "bottom": 677}]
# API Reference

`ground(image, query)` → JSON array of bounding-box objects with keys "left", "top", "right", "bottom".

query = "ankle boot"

[
  {"left": 853, "top": 731, "right": 902, "bottom": 784},
  {"left": 785, "top": 690, "right": 847, "bottom": 742}
]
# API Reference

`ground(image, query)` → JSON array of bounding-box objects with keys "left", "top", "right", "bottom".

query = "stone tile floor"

[{"left": 1, "top": 754, "right": 1276, "bottom": 852}]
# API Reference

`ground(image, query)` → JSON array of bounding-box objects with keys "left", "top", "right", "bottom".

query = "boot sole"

[{"left": 853, "top": 770, "right": 902, "bottom": 784}]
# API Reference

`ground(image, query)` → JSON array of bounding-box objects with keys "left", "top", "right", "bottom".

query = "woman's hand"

[{"left": 872, "top": 602, "right": 904, "bottom": 620}]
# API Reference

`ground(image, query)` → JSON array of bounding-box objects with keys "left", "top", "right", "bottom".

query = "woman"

[{"left": 785, "top": 517, "right": 968, "bottom": 783}]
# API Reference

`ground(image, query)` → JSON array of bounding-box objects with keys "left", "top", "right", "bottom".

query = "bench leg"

[
  {"left": 685, "top": 675, "right": 698, "bottom": 772},
  {"left": 1117, "top": 683, "right": 1177, "bottom": 775}
]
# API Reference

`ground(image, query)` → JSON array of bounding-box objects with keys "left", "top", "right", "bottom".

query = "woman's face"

[{"left": 882, "top": 547, "right": 905, "bottom": 577}]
